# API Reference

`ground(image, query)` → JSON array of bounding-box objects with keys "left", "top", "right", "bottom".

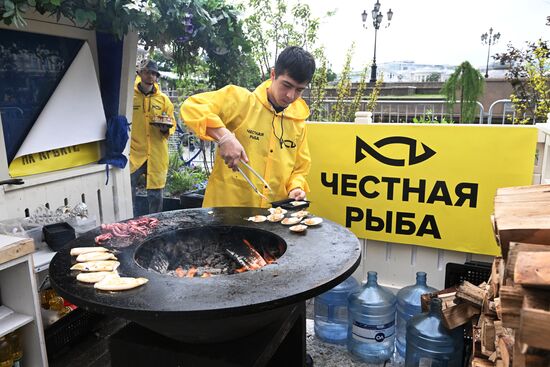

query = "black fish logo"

[{"left": 355, "top": 136, "right": 436, "bottom": 166}]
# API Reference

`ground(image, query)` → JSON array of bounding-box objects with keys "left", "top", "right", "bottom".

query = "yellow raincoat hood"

[{"left": 181, "top": 80, "right": 311, "bottom": 208}]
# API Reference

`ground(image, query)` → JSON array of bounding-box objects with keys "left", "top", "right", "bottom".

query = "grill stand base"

[{"left": 109, "top": 302, "right": 308, "bottom": 367}]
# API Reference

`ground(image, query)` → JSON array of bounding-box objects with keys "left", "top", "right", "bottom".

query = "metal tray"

[{"left": 270, "top": 198, "right": 310, "bottom": 211}]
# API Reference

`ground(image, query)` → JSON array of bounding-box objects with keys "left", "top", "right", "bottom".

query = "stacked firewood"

[
  {"left": 420, "top": 268, "right": 512, "bottom": 367},
  {"left": 491, "top": 184, "right": 550, "bottom": 366},
  {"left": 419, "top": 184, "right": 550, "bottom": 366}
]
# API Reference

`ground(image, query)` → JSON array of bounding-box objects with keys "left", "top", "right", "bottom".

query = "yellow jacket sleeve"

[
  {"left": 180, "top": 85, "right": 252, "bottom": 141},
  {"left": 286, "top": 125, "right": 311, "bottom": 193}
]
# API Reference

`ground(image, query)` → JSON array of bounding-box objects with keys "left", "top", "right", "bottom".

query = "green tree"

[
  {"left": 326, "top": 68, "right": 337, "bottom": 83},
  {"left": 244, "top": 0, "right": 333, "bottom": 79},
  {"left": 309, "top": 48, "right": 329, "bottom": 121},
  {"left": 440, "top": 61, "right": 484, "bottom": 123},
  {"left": 494, "top": 39, "right": 550, "bottom": 124},
  {"left": 366, "top": 76, "right": 383, "bottom": 114},
  {"left": 0, "top": 0, "right": 258, "bottom": 89},
  {"left": 347, "top": 65, "right": 369, "bottom": 122},
  {"left": 331, "top": 43, "right": 354, "bottom": 122}
]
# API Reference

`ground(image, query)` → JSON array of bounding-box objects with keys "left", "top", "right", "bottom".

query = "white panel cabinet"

[{"left": 0, "top": 254, "right": 48, "bottom": 366}]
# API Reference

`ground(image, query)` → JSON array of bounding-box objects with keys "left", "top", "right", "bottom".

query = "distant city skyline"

[{"left": 295, "top": 0, "right": 549, "bottom": 72}]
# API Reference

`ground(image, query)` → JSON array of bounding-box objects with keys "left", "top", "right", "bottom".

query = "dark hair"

[{"left": 274, "top": 46, "right": 316, "bottom": 84}]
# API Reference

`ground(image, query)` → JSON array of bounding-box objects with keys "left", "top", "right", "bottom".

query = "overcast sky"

[{"left": 292, "top": 0, "right": 549, "bottom": 71}]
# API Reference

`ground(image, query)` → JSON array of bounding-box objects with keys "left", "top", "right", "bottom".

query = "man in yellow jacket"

[
  {"left": 130, "top": 60, "right": 176, "bottom": 215},
  {"left": 180, "top": 46, "right": 315, "bottom": 208}
]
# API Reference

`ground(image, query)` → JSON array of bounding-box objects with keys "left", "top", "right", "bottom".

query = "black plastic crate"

[
  {"left": 43, "top": 222, "right": 75, "bottom": 251},
  {"left": 444, "top": 261, "right": 492, "bottom": 289},
  {"left": 444, "top": 261, "right": 492, "bottom": 367},
  {"left": 45, "top": 307, "right": 104, "bottom": 358}
]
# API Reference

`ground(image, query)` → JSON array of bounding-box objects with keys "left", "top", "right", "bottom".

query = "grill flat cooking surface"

[{"left": 49, "top": 207, "right": 361, "bottom": 342}]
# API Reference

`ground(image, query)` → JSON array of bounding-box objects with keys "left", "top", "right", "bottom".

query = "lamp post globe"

[
  {"left": 481, "top": 27, "right": 500, "bottom": 78},
  {"left": 361, "top": 1, "right": 393, "bottom": 83}
]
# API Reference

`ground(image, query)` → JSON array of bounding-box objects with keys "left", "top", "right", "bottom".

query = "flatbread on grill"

[
  {"left": 76, "top": 252, "right": 117, "bottom": 262},
  {"left": 94, "top": 276, "right": 148, "bottom": 291},
  {"left": 76, "top": 271, "right": 118, "bottom": 284},
  {"left": 70, "top": 247, "right": 109, "bottom": 256},
  {"left": 71, "top": 261, "right": 120, "bottom": 272}
]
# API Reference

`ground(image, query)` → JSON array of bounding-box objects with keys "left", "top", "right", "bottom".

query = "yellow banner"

[
  {"left": 307, "top": 123, "right": 537, "bottom": 255},
  {"left": 9, "top": 142, "right": 101, "bottom": 177}
]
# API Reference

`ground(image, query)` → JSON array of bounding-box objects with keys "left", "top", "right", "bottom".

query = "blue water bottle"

[
  {"left": 396, "top": 271, "right": 437, "bottom": 359},
  {"left": 405, "top": 297, "right": 464, "bottom": 367},
  {"left": 314, "top": 275, "right": 360, "bottom": 344},
  {"left": 347, "top": 271, "right": 397, "bottom": 364}
]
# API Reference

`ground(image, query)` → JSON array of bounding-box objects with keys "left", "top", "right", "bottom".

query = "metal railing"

[
  {"left": 375, "top": 100, "right": 484, "bottom": 124},
  {"left": 328, "top": 98, "right": 543, "bottom": 125},
  {"left": 168, "top": 124, "right": 215, "bottom": 171},
  {"left": 313, "top": 99, "right": 485, "bottom": 124},
  {"left": 485, "top": 99, "right": 527, "bottom": 124}
]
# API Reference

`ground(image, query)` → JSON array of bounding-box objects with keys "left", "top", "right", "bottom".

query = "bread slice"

[
  {"left": 76, "top": 271, "right": 118, "bottom": 284},
  {"left": 76, "top": 252, "right": 117, "bottom": 262},
  {"left": 94, "top": 276, "right": 148, "bottom": 291},
  {"left": 70, "top": 261, "right": 120, "bottom": 272},
  {"left": 70, "top": 247, "right": 109, "bottom": 256}
]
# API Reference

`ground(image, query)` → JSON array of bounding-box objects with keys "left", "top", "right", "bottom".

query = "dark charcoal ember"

[
  {"left": 149, "top": 251, "right": 170, "bottom": 273},
  {"left": 135, "top": 226, "right": 285, "bottom": 278}
]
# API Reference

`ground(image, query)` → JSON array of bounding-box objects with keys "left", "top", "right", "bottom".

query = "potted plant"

[
  {"left": 164, "top": 150, "right": 207, "bottom": 209},
  {"left": 165, "top": 165, "right": 207, "bottom": 209},
  {"left": 133, "top": 150, "right": 208, "bottom": 214}
]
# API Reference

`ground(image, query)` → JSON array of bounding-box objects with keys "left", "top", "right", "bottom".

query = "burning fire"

[{"left": 176, "top": 239, "right": 278, "bottom": 278}]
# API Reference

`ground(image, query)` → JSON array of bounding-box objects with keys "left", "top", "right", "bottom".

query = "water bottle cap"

[{"left": 429, "top": 297, "right": 443, "bottom": 313}]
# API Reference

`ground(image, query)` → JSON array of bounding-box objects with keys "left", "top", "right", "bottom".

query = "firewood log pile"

[{"left": 421, "top": 184, "right": 550, "bottom": 366}]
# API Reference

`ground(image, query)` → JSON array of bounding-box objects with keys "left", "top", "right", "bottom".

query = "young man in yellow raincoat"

[
  {"left": 180, "top": 46, "right": 315, "bottom": 208},
  {"left": 130, "top": 60, "right": 176, "bottom": 215}
]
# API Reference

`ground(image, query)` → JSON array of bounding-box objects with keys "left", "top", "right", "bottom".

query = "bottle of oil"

[
  {"left": 59, "top": 306, "right": 74, "bottom": 317},
  {"left": 7, "top": 330, "right": 22, "bottom": 367},
  {"left": 49, "top": 296, "right": 65, "bottom": 312},
  {"left": 0, "top": 336, "right": 13, "bottom": 367},
  {"left": 40, "top": 288, "right": 55, "bottom": 309}
]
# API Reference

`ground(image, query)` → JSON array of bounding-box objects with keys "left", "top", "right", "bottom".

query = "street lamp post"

[
  {"left": 362, "top": 0, "right": 393, "bottom": 83},
  {"left": 481, "top": 27, "right": 500, "bottom": 78}
]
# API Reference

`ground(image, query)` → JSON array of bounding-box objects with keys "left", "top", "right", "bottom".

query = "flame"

[
  {"left": 175, "top": 267, "right": 187, "bottom": 278},
  {"left": 173, "top": 239, "right": 281, "bottom": 278},
  {"left": 242, "top": 239, "right": 267, "bottom": 268},
  {"left": 186, "top": 267, "right": 197, "bottom": 278},
  {"left": 262, "top": 249, "right": 277, "bottom": 264}
]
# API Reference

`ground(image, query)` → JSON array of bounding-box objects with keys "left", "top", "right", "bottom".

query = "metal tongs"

[{"left": 236, "top": 160, "right": 272, "bottom": 200}]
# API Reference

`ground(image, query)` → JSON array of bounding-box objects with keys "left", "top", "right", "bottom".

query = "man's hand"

[
  {"left": 288, "top": 188, "right": 306, "bottom": 200},
  {"left": 218, "top": 133, "right": 249, "bottom": 171}
]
